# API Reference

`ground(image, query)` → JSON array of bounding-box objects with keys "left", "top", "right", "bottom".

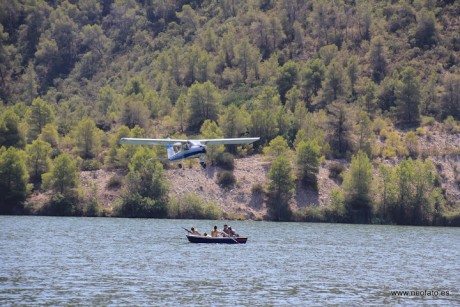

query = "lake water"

[{"left": 0, "top": 216, "right": 459, "bottom": 306}]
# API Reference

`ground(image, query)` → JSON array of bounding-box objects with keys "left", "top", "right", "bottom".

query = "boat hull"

[{"left": 186, "top": 235, "right": 247, "bottom": 244}]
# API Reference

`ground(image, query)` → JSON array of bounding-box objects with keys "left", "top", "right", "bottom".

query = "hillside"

[
  {"left": 27, "top": 118, "right": 458, "bottom": 222},
  {"left": 1, "top": 0, "right": 460, "bottom": 225}
]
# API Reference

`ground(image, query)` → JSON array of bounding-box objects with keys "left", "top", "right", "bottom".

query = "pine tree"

[
  {"left": 342, "top": 151, "right": 374, "bottom": 222},
  {"left": 0, "top": 147, "right": 29, "bottom": 214},
  {"left": 26, "top": 139, "right": 52, "bottom": 183},
  {"left": 0, "top": 109, "right": 25, "bottom": 148},
  {"left": 395, "top": 67, "right": 421, "bottom": 126},
  {"left": 42, "top": 153, "right": 78, "bottom": 196},
  {"left": 368, "top": 36, "right": 387, "bottom": 84},
  {"left": 267, "top": 155, "right": 294, "bottom": 221},
  {"left": 74, "top": 118, "right": 101, "bottom": 159},
  {"left": 323, "top": 59, "right": 346, "bottom": 104},
  {"left": 27, "top": 98, "right": 55, "bottom": 141},
  {"left": 296, "top": 140, "right": 320, "bottom": 189},
  {"left": 187, "top": 81, "right": 221, "bottom": 131}
]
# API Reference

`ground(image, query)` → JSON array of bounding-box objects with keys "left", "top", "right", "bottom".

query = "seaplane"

[{"left": 119, "top": 137, "right": 259, "bottom": 169}]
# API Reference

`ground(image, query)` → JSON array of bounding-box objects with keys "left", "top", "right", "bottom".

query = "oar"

[
  {"left": 183, "top": 227, "right": 192, "bottom": 234},
  {"left": 229, "top": 236, "right": 239, "bottom": 244}
]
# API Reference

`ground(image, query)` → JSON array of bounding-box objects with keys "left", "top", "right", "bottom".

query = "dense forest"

[{"left": 0, "top": 0, "right": 459, "bottom": 225}]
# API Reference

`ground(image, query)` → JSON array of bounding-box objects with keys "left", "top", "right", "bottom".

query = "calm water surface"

[{"left": 0, "top": 216, "right": 459, "bottom": 306}]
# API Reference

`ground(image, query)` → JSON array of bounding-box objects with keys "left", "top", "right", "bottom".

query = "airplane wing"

[
  {"left": 119, "top": 138, "right": 187, "bottom": 145},
  {"left": 200, "top": 137, "right": 260, "bottom": 145},
  {"left": 119, "top": 137, "right": 259, "bottom": 146}
]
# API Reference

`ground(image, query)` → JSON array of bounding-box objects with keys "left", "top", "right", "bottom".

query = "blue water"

[{"left": 0, "top": 216, "right": 459, "bottom": 306}]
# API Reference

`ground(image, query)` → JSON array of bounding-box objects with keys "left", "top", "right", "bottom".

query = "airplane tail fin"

[{"left": 166, "top": 144, "right": 175, "bottom": 159}]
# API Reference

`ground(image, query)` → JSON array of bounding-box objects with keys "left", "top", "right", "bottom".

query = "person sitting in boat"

[
  {"left": 211, "top": 226, "right": 218, "bottom": 237},
  {"left": 228, "top": 227, "right": 239, "bottom": 237},
  {"left": 222, "top": 224, "right": 230, "bottom": 237},
  {"left": 190, "top": 227, "right": 201, "bottom": 236},
  {"left": 203, "top": 232, "right": 209, "bottom": 237}
]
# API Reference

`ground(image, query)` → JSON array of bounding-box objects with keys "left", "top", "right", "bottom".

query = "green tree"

[
  {"left": 359, "top": 78, "right": 378, "bottom": 115},
  {"left": 177, "top": 5, "right": 199, "bottom": 36},
  {"left": 393, "top": 159, "right": 415, "bottom": 224},
  {"left": 342, "top": 151, "right": 374, "bottom": 223},
  {"left": 277, "top": 61, "right": 299, "bottom": 104},
  {"left": 74, "top": 118, "right": 101, "bottom": 159},
  {"left": 355, "top": 111, "right": 373, "bottom": 157},
  {"left": 378, "top": 76, "right": 398, "bottom": 113},
  {"left": 42, "top": 153, "right": 79, "bottom": 195},
  {"left": 121, "top": 98, "right": 149, "bottom": 129},
  {"left": 323, "top": 59, "right": 346, "bottom": 104},
  {"left": 26, "top": 139, "right": 52, "bottom": 184},
  {"left": 376, "top": 164, "right": 397, "bottom": 222},
  {"left": 368, "top": 36, "right": 387, "bottom": 83},
  {"left": 39, "top": 123, "right": 59, "bottom": 149},
  {"left": 105, "top": 125, "right": 132, "bottom": 169},
  {"left": 395, "top": 67, "right": 421, "bottom": 125},
  {"left": 19, "top": 61, "right": 39, "bottom": 105},
  {"left": 187, "top": 81, "right": 221, "bottom": 131},
  {"left": 442, "top": 74, "right": 460, "bottom": 120},
  {"left": 0, "top": 147, "right": 29, "bottom": 214},
  {"left": 118, "top": 147, "right": 169, "bottom": 218},
  {"left": 267, "top": 155, "right": 294, "bottom": 221},
  {"left": 200, "top": 120, "right": 224, "bottom": 164},
  {"left": 347, "top": 55, "right": 359, "bottom": 99},
  {"left": 263, "top": 136, "right": 289, "bottom": 160},
  {"left": 0, "top": 24, "right": 11, "bottom": 101},
  {"left": 0, "top": 109, "right": 25, "bottom": 148},
  {"left": 219, "top": 104, "right": 248, "bottom": 139},
  {"left": 390, "top": 158, "right": 441, "bottom": 225},
  {"left": 173, "top": 93, "right": 187, "bottom": 133},
  {"left": 414, "top": 8, "right": 438, "bottom": 49},
  {"left": 319, "top": 44, "right": 338, "bottom": 66},
  {"left": 327, "top": 101, "right": 353, "bottom": 158},
  {"left": 296, "top": 140, "right": 320, "bottom": 189},
  {"left": 27, "top": 98, "right": 55, "bottom": 141},
  {"left": 235, "top": 38, "right": 261, "bottom": 83},
  {"left": 249, "top": 109, "right": 278, "bottom": 148},
  {"left": 300, "top": 59, "right": 326, "bottom": 102}
]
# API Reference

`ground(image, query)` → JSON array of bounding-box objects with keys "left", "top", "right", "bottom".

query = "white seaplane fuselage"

[
  {"left": 119, "top": 137, "right": 259, "bottom": 169},
  {"left": 166, "top": 141, "right": 206, "bottom": 161}
]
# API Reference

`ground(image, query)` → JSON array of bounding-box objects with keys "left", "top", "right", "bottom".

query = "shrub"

[
  {"left": 85, "top": 198, "right": 102, "bottom": 217},
  {"left": 42, "top": 193, "right": 77, "bottom": 216},
  {"left": 421, "top": 116, "right": 435, "bottom": 126},
  {"left": 415, "top": 127, "right": 426, "bottom": 136},
  {"left": 293, "top": 206, "right": 326, "bottom": 222},
  {"left": 107, "top": 175, "right": 123, "bottom": 190},
  {"left": 168, "top": 193, "right": 222, "bottom": 219},
  {"left": 215, "top": 152, "right": 234, "bottom": 170},
  {"left": 251, "top": 183, "right": 265, "bottom": 194},
  {"left": 217, "top": 171, "right": 236, "bottom": 188},
  {"left": 79, "top": 158, "right": 101, "bottom": 171},
  {"left": 329, "top": 162, "right": 345, "bottom": 182}
]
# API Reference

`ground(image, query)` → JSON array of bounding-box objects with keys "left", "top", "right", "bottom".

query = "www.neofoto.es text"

[{"left": 391, "top": 290, "right": 450, "bottom": 297}]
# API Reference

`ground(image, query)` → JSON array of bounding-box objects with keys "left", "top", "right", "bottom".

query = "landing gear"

[
  {"left": 178, "top": 163, "right": 183, "bottom": 169},
  {"left": 199, "top": 154, "right": 206, "bottom": 169}
]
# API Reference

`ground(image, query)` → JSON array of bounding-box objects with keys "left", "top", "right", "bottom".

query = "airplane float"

[{"left": 119, "top": 137, "right": 260, "bottom": 169}]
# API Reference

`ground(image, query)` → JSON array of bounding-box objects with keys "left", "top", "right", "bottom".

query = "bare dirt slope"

[{"left": 165, "top": 155, "right": 341, "bottom": 219}]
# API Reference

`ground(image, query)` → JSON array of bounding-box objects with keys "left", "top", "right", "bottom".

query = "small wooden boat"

[{"left": 186, "top": 235, "right": 248, "bottom": 244}]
